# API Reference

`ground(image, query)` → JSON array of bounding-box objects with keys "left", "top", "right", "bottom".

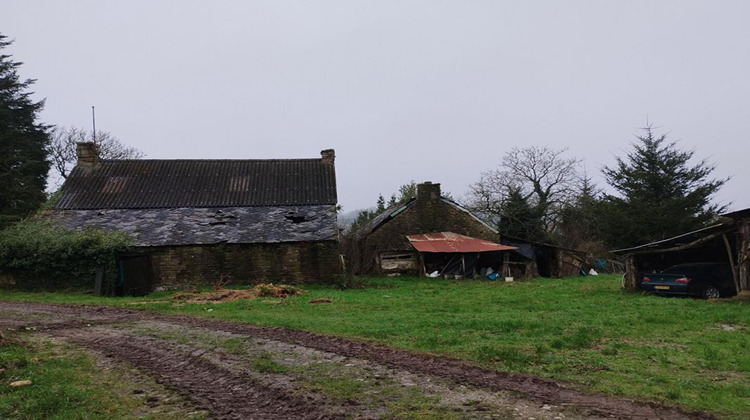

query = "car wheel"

[{"left": 703, "top": 285, "right": 721, "bottom": 299}]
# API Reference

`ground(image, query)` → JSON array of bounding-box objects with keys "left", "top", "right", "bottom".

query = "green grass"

[
  {"left": 2, "top": 275, "right": 749, "bottom": 418},
  {"left": 0, "top": 335, "right": 203, "bottom": 419}
]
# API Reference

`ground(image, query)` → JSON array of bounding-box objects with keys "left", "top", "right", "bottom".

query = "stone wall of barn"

[{"left": 147, "top": 241, "right": 341, "bottom": 288}]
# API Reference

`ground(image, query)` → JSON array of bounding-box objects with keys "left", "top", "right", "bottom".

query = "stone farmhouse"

[{"left": 52, "top": 143, "right": 341, "bottom": 294}]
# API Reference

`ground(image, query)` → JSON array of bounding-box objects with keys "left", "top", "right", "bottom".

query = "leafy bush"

[{"left": 0, "top": 219, "right": 132, "bottom": 290}]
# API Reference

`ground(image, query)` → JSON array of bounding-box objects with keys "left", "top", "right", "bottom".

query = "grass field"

[
  {"left": 0, "top": 336, "right": 203, "bottom": 419},
  {"left": 2, "top": 274, "right": 749, "bottom": 418}
]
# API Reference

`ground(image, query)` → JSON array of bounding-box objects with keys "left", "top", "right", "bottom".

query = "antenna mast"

[{"left": 91, "top": 106, "right": 96, "bottom": 143}]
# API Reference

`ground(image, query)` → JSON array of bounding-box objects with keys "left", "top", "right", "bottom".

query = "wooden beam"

[
  {"left": 723, "top": 234, "right": 740, "bottom": 294},
  {"left": 627, "top": 229, "right": 733, "bottom": 256}
]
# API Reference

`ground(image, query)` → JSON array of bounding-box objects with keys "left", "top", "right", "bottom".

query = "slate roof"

[
  {"left": 51, "top": 205, "right": 338, "bottom": 246},
  {"left": 56, "top": 158, "right": 337, "bottom": 210}
]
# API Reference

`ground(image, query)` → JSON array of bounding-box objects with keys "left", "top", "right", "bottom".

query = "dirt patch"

[
  {"left": 168, "top": 284, "right": 303, "bottom": 304},
  {"left": 57, "top": 329, "right": 344, "bottom": 419},
  {"left": 0, "top": 301, "right": 715, "bottom": 420}
]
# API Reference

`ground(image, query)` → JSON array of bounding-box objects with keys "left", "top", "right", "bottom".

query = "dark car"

[{"left": 640, "top": 262, "right": 737, "bottom": 299}]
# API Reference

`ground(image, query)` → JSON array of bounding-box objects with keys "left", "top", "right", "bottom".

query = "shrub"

[{"left": 0, "top": 219, "right": 133, "bottom": 291}]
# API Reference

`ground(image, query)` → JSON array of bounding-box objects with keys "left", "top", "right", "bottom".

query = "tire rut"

[
  {"left": 0, "top": 301, "right": 714, "bottom": 420},
  {"left": 55, "top": 329, "right": 343, "bottom": 420}
]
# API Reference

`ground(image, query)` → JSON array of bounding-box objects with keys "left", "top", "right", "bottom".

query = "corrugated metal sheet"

[
  {"left": 407, "top": 232, "right": 516, "bottom": 253},
  {"left": 56, "top": 159, "right": 337, "bottom": 209}
]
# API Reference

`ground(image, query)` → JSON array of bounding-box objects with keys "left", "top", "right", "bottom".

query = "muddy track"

[
  {"left": 57, "top": 329, "right": 343, "bottom": 420},
  {"left": 0, "top": 301, "right": 714, "bottom": 419}
]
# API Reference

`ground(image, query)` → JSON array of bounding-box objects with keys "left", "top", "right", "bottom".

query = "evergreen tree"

[
  {"left": 0, "top": 34, "right": 50, "bottom": 227},
  {"left": 387, "top": 181, "right": 418, "bottom": 207},
  {"left": 599, "top": 125, "right": 727, "bottom": 249},
  {"left": 557, "top": 174, "right": 605, "bottom": 253},
  {"left": 347, "top": 181, "right": 431, "bottom": 234},
  {"left": 497, "top": 186, "right": 546, "bottom": 241}
]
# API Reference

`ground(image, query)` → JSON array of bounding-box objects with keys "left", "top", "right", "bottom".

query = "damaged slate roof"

[
  {"left": 56, "top": 158, "right": 337, "bottom": 209},
  {"left": 51, "top": 206, "right": 338, "bottom": 246},
  {"left": 51, "top": 151, "right": 339, "bottom": 245},
  {"left": 355, "top": 198, "right": 497, "bottom": 239}
]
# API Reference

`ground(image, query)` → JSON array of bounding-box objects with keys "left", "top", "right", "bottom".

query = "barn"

[
  {"left": 51, "top": 142, "right": 341, "bottom": 294},
  {"left": 348, "top": 182, "right": 533, "bottom": 278}
]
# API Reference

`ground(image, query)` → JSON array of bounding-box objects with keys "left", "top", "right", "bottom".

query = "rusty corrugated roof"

[
  {"left": 407, "top": 232, "right": 516, "bottom": 253},
  {"left": 56, "top": 158, "right": 337, "bottom": 209}
]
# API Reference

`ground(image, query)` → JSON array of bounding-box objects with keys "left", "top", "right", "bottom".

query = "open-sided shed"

[
  {"left": 406, "top": 232, "right": 519, "bottom": 278},
  {"left": 612, "top": 208, "right": 750, "bottom": 293},
  {"left": 500, "top": 235, "right": 589, "bottom": 278}
]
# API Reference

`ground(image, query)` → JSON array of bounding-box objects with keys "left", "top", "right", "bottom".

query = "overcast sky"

[{"left": 4, "top": 1, "right": 749, "bottom": 213}]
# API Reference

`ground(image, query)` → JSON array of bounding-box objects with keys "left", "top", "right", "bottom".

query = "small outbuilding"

[
  {"left": 500, "top": 235, "right": 589, "bottom": 278},
  {"left": 349, "top": 182, "right": 534, "bottom": 277},
  {"left": 612, "top": 208, "right": 750, "bottom": 293}
]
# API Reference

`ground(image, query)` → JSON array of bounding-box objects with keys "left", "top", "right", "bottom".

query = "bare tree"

[
  {"left": 465, "top": 146, "right": 580, "bottom": 240},
  {"left": 48, "top": 126, "right": 145, "bottom": 187}
]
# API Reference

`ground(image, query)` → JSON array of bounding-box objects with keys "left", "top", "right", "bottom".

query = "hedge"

[{"left": 0, "top": 219, "right": 133, "bottom": 291}]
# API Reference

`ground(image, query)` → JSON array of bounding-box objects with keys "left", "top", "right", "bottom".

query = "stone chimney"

[
  {"left": 417, "top": 181, "right": 441, "bottom": 203},
  {"left": 321, "top": 149, "right": 335, "bottom": 165},
  {"left": 76, "top": 142, "right": 100, "bottom": 167}
]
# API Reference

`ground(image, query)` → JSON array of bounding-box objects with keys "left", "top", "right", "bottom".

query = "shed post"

[
  {"left": 722, "top": 234, "right": 740, "bottom": 294},
  {"left": 623, "top": 255, "right": 639, "bottom": 291},
  {"left": 740, "top": 221, "right": 750, "bottom": 291}
]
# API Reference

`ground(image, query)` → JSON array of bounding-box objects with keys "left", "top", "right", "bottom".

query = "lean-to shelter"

[
  {"left": 611, "top": 208, "right": 750, "bottom": 292},
  {"left": 407, "top": 232, "right": 517, "bottom": 278}
]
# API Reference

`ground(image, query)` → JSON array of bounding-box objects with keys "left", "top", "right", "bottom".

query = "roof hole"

[{"left": 286, "top": 215, "right": 307, "bottom": 224}]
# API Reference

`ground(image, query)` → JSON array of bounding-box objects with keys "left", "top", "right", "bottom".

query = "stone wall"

[{"left": 147, "top": 241, "right": 341, "bottom": 288}]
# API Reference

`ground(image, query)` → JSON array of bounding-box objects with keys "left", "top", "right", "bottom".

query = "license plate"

[{"left": 655, "top": 285, "right": 670, "bottom": 290}]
